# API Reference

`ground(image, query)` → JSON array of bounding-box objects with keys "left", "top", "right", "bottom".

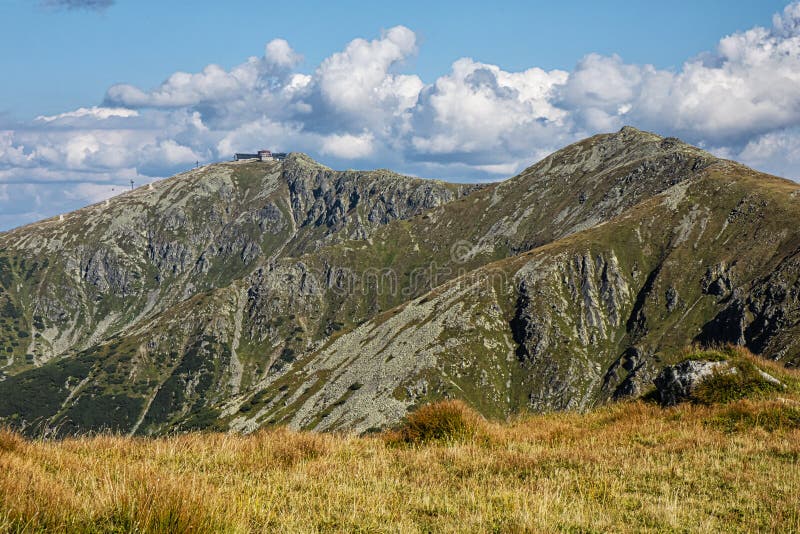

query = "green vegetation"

[
  {"left": 678, "top": 348, "right": 730, "bottom": 363},
  {"left": 0, "top": 351, "right": 96, "bottom": 424},
  {"left": 60, "top": 390, "right": 144, "bottom": 434},
  {"left": 694, "top": 360, "right": 783, "bottom": 404},
  {"left": 709, "top": 400, "right": 800, "bottom": 433}
]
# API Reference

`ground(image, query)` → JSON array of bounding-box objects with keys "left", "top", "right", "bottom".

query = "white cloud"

[
  {"left": 64, "top": 182, "right": 123, "bottom": 203},
  {"left": 265, "top": 38, "right": 303, "bottom": 69},
  {"left": 0, "top": 131, "right": 32, "bottom": 167},
  {"left": 104, "top": 38, "right": 303, "bottom": 111},
  {"left": 5, "top": 7, "right": 800, "bottom": 230},
  {"left": 316, "top": 26, "right": 421, "bottom": 119},
  {"left": 410, "top": 58, "right": 569, "bottom": 157},
  {"left": 36, "top": 106, "right": 139, "bottom": 122},
  {"left": 733, "top": 127, "right": 800, "bottom": 180},
  {"left": 106, "top": 62, "right": 260, "bottom": 108},
  {"left": 558, "top": 54, "right": 655, "bottom": 131},
  {"left": 474, "top": 161, "right": 525, "bottom": 175},
  {"left": 558, "top": 3, "right": 800, "bottom": 142},
  {"left": 215, "top": 118, "right": 305, "bottom": 158},
  {"left": 321, "top": 132, "right": 375, "bottom": 159}
]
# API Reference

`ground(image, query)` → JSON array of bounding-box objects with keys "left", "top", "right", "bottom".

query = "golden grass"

[
  {"left": 1, "top": 398, "right": 799, "bottom": 533},
  {"left": 383, "top": 400, "right": 486, "bottom": 446}
]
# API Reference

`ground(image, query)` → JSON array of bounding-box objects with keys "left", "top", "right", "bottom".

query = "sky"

[{"left": 1, "top": 0, "right": 799, "bottom": 230}]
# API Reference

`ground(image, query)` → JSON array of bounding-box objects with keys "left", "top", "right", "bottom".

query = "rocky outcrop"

[
  {"left": 602, "top": 346, "right": 660, "bottom": 400},
  {"left": 507, "top": 250, "right": 635, "bottom": 411},
  {"left": 698, "top": 251, "right": 800, "bottom": 364},
  {"left": 654, "top": 358, "right": 784, "bottom": 406},
  {"left": 281, "top": 153, "right": 477, "bottom": 246},
  {"left": 654, "top": 360, "right": 730, "bottom": 406},
  {"left": 701, "top": 262, "right": 734, "bottom": 298}
]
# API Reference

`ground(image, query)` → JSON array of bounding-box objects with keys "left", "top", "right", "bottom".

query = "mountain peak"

[
  {"left": 606, "top": 126, "right": 705, "bottom": 158},
  {"left": 616, "top": 125, "right": 659, "bottom": 138},
  {"left": 282, "top": 152, "right": 333, "bottom": 171}
]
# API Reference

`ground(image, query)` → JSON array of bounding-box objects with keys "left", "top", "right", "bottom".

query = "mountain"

[{"left": 1, "top": 126, "right": 799, "bottom": 436}]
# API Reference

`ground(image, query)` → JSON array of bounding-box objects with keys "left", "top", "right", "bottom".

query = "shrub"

[{"left": 384, "top": 400, "right": 485, "bottom": 446}]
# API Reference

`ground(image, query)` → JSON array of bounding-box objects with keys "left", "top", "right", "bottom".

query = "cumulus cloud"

[
  {"left": 5, "top": 6, "right": 800, "bottom": 230},
  {"left": 321, "top": 132, "right": 375, "bottom": 159},
  {"left": 265, "top": 39, "right": 303, "bottom": 69},
  {"left": 65, "top": 182, "right": 128, "bottom": 203},
  {"left": 734, "top": 128, "right": 800, "bottom": 180},
  {"left": 316, "top": 26, "right": 422, "bottom": 123},
  {"left": 106, "top": 62, "right": 262, "bottom": 108},
  {"left": 559, "top": 3, "right": 800, "bottom": 144},
  {"left": 410, "top": 58, "right": 569, "bottom": 160}
]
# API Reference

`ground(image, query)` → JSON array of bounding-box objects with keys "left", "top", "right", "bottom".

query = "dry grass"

[
  {"left": 1, "top": 398, "right": 799, "bottom": 533},
  {"left": 383, "top": 399, "right": 486, "bottom": 446}
]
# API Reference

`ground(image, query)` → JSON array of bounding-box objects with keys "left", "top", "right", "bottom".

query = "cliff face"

[{"left": 1, "top": 127, "right": 799, "bottom": 436}]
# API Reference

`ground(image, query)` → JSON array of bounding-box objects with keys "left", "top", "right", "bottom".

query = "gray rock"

[
  {"left": 701, "top": 262, "right": 733, "bottom": 297},
  {"left": 653, "top": 359, "right": 730, "bottom": 406},
  {"left": 757, "top": 369, "right": 784, "bottom": 387},
  {"left": 665, "top": 286, "right": 679, "bottom": 312}
]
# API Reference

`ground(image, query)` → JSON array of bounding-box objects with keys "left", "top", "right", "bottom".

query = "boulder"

[
  {"left": 654, "top": 360, "right": 730, "bottom": 406},
  {"left": 654, "top": 359, "right": 785, "bottom": 406}
]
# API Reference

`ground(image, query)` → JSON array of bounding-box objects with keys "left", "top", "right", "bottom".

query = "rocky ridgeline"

[
  {"left": 1, "top": 127, "right": 800, "bottom": 436},
  {"left": 0, "top": 156, "right": 471, "bottom": 367}
]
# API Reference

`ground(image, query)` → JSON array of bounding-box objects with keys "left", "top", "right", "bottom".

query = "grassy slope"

[{"left": 1, "top": 389, "right": 799, "bottom": 532}]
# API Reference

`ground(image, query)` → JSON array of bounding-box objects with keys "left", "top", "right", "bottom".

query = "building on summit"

[{"left": 234, "top": 150, "right": 288, "bottom": 162}]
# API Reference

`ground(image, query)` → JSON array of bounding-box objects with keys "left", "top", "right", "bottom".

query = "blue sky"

[
  {"left": 0, "top": 1, "right": 787, "bottom": 119},
  {"left": 1, "top": 0, "right": 799, "bottom": 230}
]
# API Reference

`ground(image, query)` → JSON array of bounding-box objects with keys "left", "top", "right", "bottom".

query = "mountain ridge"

[{"left": 2, "top": 126, "right": 799, "bottom": 436}]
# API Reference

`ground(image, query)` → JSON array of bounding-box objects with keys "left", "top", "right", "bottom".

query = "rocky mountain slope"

[{"left": 1, "top": 127, "right": 798, "bottom": 436}]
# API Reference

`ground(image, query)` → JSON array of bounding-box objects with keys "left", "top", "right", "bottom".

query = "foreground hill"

[{"left": 1, "top": 126, "right": 800, "bottom": 435}]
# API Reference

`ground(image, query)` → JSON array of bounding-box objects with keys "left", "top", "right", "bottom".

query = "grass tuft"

[
  {"left": 693, "top": 362, "right": 781, "bottom": 405},
  {"left": 678, "top": 346, "right": 729, "bottom": 363},
  {"left": 383, "top": 400, "right": 485, "bottom": 446}
]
